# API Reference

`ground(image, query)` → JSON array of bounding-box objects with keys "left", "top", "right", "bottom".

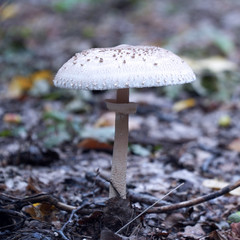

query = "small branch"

[
  {"left": 87, "top": 172, "right": 240, "bottom": 215},
  {"left": 115, "top": 183, "right": 184, "bottom": 234},
  {"left": 57, "top": 201, "right": 89, "bottom": 240},
  {"left": 147, "top": 179, "right": 240, "bottom": 213},
  {"left": 1, "top": 193, "right": 77, "bottom": 212}
]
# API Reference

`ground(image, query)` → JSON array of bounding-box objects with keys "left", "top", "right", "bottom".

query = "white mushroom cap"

[{"left": 54, "top": 45, "right": 196, "bottom": 90}]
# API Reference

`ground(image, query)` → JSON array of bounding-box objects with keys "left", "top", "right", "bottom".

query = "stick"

[
  {"left": 115, "top": 183, "right": 184, "bottom": 234},
  {"left": 0, "top": 193, "right": 77, "bottom": 212},
  {"left": 87, "top": 172, "right": 240, "bottom": 215},
  {"left": 57, "top": 201, "right": 89, "bottom": 240},
  {"left": 148, "top": 179, "right": 240, "bottom": 213}
]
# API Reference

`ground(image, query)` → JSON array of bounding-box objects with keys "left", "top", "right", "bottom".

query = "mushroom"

[{"left": 53, "top": 44, "right": 196, "bottom": 199}]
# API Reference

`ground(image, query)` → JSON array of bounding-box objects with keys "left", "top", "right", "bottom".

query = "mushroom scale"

[{"left": 54, "top": 45, "right": 196, "bottom": 90}]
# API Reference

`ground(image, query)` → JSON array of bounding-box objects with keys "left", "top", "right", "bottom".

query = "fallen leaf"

[
  {"left": 29, "top": 79, "right": 51, "bottom": 97},
  {"left": 218, "top": 115, "right": 231, "bottom": 127},
  {"left": 173, "top": 98, "right": 196, "bottom": 112},
  {"left": 26, "top": 176, "right": 41, "bottom": 194},
  {"left": 30, "top": 70, "right": 53, "bottom": 84},
  {"left": 95, "top": 112, "right": 115, "bottom": 127},
  {"left": 0, "top": 129, "right": 13, "bottom": 137},
  {"left": 231, "top": 222, "right": 240, "bottom": 237},
  {"left": 80, "top": 126, "right": 114, "bottom": 142},
  {"left": 44, "top": 130, "right": 71, "bottom": 148},
  {"left": 163, "top": 212, "right": 186, "bottom": 229},
  {"left": 186, "top": 57, "right": 237, "bottom": 74},
  {"left": 24, "top": 202, "right": 57, "bottom": 222},
  {"left": 8, "top": 76, "right": 32, "bottom": 98},
  {"left": 203, "top": 179, "right": 240, "bottom": 196},
  {"left": 3, "top": 113, "right": 22, "bottom": 124},
  {"left": 228, "top": 139, "right": 240, "bottom": 152},
  {"left": 95, "top": 112, "right": 141, "bottom": 131},
  {"left": 130, "top": 144, "right": 151, "bottom": 157},
  {"left": 179, "top": 223, "right": 205, "bottom": 239},
  {"left": 0, "top": 3, "right": 19, "bottom": 21},
  {"left": 8, "top": 70, "right": 53, "bottom": 98},
  {"left": 228, "top": 212, "right": 240, "bottom": 223},
  {"left": 78, "top": 138, "right": 113, "bottom": 151},
  {"left": 65, "top": 99, "right": 89, "bottom": 113}
]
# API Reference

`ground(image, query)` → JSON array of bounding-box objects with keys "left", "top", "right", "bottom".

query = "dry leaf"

[
  {"left": 179, "top": 223, "right": 205, "bottom": 239},
  {"left": 8, "top": 76, "right": 32, "bottom": 98},
  {"left": 231, "top": 223, "right": 240, "bottom": 237},
  {"left": 0, "top": 4, "right": 19, "bottom": 21},
  {"left": 95, "top": 112, "right": 141, "bottom": 131},
  {"left": 95, "top": 112, "right": 115, "bottom": 127},
  {"left": 228, "top": 139, "right": 240, "bottom": 152},
  {"left": 185, "top": 56, "right": 237, "bottom": 74},
  {"left": 8, "top": 70, "right": 53, "bottom": 98},
  {"left": 78, "top": 138, "right": 113, "bottom": 151},
  {"left": 203, "top": 179, "right": 240, "bottom": 196},
  {"left": 24, "top": 202, "right": 58, "bottom": 222},
  {"left": 218, "top": 115, "right": 231, "bottom": 127},
  {"left": 173, "top": 98, "right": 196, "bottom": 112},
  {"left": 3, "top": 113, "right": 22, "bottom": 124},
  {"left": 30, "top": 70, "right": 53, "bottom": 84}
]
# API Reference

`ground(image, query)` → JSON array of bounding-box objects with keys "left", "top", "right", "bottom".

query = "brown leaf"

[
  {"left": 24, "top": 202, "right": 58, "bottom": 222},
  {"left": 8, "top": 76, "right": 32, "bottom": 98},
  {"left": 3, "top": 113, "right": 22, "bottom": 124},
  {"left": 173, "top": 98, "right": 196, "bottom": 112},
  {"left": 231, "top": 223, "right": 240, "bottom": 237},
  {"left": 95, "top": 112, "right": 115, "bottom": 127},
  {"left": 178, "top": 223, "right": 205, "bottom": 239},
  {"left": 7, "top": 70, "right": 53, "bottom": 98},
  {"left": 228, "top": 139, "right": 240, "bottom": 152},
  {"left": 30, "top": 70, "right": 53, "bottom": 84},
  {"left": 78, "top": 138, "right": 113, "bottom": 151},
  {"left": 26, "top": 176, "right": 41, "bottom": 194}
]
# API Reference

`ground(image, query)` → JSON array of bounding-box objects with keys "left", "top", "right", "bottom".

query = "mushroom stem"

[{"left": 109, "top": 88, "right": 129, "bottom": 198}]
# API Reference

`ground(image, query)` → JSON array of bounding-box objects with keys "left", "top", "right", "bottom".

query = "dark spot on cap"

[
  {"left": 99, "top": 58, "right": 103, "bottom": 63},
  {"left": 87, "top": 59, "right": 90, "bottom": 61},
  {"left": 123, "top": 60, "right": 126, "bottom": 64},
  {"left": 154, "top": 63, "right": 158, "bottom": 66}
]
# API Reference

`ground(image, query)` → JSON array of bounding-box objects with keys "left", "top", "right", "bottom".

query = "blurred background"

[{"left": 1, "top": 0, "right": 240, "bottom": 100}]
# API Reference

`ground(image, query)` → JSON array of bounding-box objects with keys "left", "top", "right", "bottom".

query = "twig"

[
  {"left": 147, "top": 179, "right": 240, "bottom": 213},
  {"left": 0, "top": 193, "right": 77, "bottom": 212},
  {"left": 57, "top": 200, "right": 89, "bottom": 240},
  {"left": 115, "top": 183, "right": 184, "bottom": 234},
  {"left": 87, "top": 172, "right": 240, "bottom": 215}
]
